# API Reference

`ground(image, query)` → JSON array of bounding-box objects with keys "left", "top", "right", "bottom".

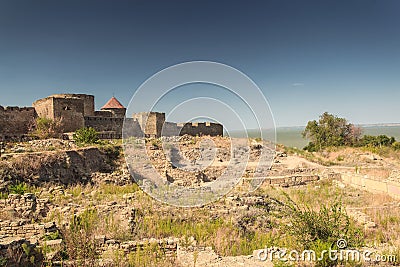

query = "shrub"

[
  {"left": 3, "top": 242, "right": 44, "bottom": 266},
  {"left": 73, "top": 127, "right": 99, "bottom": 146},
  {"left": 277, "top": 192, "right": 363, "bottom": 250},
  {"left": 61, "top": 209, "right": 99, "bottom": 266},
  {"left": 393, "top": 142, "right": 400, "bottom": 150},
  {"left": 30, "top": 117, "right": 63, "bottom": 139},
  {"left": 359, "top": 135, "right": 396, "bottom": 148}
]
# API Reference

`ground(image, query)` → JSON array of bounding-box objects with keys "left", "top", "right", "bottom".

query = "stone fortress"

[{"left": 0, "top": 93, "right": 223, "bottom": 141}]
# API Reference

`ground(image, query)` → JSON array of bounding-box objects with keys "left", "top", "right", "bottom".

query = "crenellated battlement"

[
  {"left": 0, "top": 106, "right": 36, "bottom": 112},
  {"left": 177, "top": 122, "right": 218, "bottom": 127},
  {"left": 178, "top": 122, "right": 223, "bottom": 137}
]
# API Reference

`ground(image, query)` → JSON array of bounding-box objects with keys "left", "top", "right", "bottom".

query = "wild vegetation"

[
  {"left": 73, "top": 127, "right": 100, "bottom": 146},
  {"left": 1, "top": 132, "right": 400, "bottom": 266},
  {"left": 303, "top": 112, "right": 399, "bottom": 152},
  {"left": 30, "top": 117, "right": 64, "bottom": 139},
  {"left": 25, "top": 178, "right": 397, "bottom": 266}
]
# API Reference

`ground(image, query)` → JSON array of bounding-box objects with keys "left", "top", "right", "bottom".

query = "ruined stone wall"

[
  {"left": 0, "top": 147, "right": 112, "bottom": 186},
  {"left": 178, "top": 122, "right": 223, "bottom": 137},
  {"left": 97, "top": 236, "right": 178, "bottom": 257},
  {"left": 0, "top": 193, "right": 50, "bottom": 221},
  {"left": 0, "top": 106, "right": 37, "bottom": 141},
  {"left": 341, "top": 173, "right": 400, "bottom": 200}
]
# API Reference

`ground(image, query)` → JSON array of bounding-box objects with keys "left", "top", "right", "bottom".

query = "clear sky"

[{"left": 0, "top": 0, "right": 399, "bottom": 127}]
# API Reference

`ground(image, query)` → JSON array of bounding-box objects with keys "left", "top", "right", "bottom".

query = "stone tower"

[
  {"left": 132, "top": 112, "right": 165, "bottom": 138},
  {"left": 32, "top": 94, "right": 95, "bottom": 132}
]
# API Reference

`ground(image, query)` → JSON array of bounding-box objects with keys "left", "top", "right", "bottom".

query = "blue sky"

[{"left": 0, "top": 0, "right": 399, "bottom": 127}]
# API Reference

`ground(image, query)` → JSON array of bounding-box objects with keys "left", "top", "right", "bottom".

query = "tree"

[{"left": 302, "top": 112, "right": 361, "bottom": 151}]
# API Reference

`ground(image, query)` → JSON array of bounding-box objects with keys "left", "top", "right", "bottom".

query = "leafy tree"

[
  {"left": 302, "top": 112, "right": 361, "bottom": 151},
  {"left": 73, "top": 127, "right": 99, "bottom": 146}
]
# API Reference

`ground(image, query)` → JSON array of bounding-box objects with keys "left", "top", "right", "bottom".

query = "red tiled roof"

[{"left": 101, "top": 97, "right": 125, "bottom": 109}]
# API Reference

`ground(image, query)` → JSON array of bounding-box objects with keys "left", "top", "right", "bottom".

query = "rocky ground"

[{"left": 0, "top": 136, "right": 399, "bottom": 266}]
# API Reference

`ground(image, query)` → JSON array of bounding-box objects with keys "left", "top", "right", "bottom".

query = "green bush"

[{"left": 73, "top": 127, "right": 99, "bottom": 146}]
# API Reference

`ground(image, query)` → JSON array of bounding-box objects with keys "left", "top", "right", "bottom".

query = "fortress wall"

[
  {"left": 0, "top": 106, "right": 37, "bottom": 141},
  {"left": 94, "top": 110, "right": 113, "bottom": 117},
  {"left": 102, "top": 108, "right": 126, "bottom": 118},
  {"left": 162, "top": 122, "right": 182, "bottom": 137},
  {"left": 84, "top": 116, "right": 124, "bottom": 133},
  {"left": 59, "top": 110, "right": 85, "bottom": 132},
  {"left": 178, "top": 122, "right": 223, "bottom": 137},
  {"left": 4, "top": 94, "right": 223, "bottom": 139}
]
